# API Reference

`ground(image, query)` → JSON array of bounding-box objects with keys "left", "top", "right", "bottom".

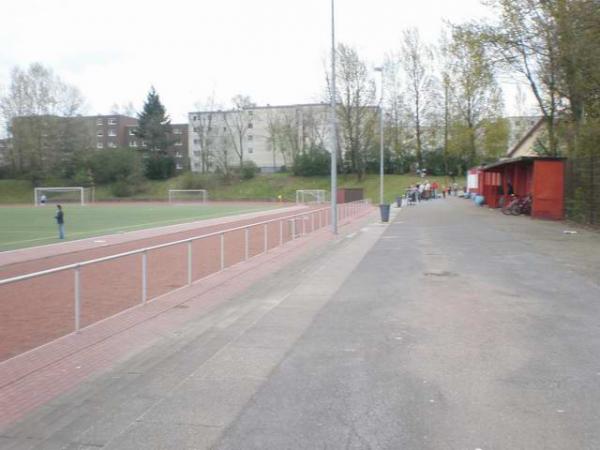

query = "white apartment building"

[{"left": 188, "top": 103, "right": 331, "bottom": 173}]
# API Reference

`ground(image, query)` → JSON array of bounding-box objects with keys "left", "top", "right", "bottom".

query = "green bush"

[
  {"left": 293, "top": 147, "right": 330, "bottom": 176},
  {"left": 240, "top": 161, "right": 259, "bottom": 180},
  {"left": 144, "top": 154, "right": 176, "bottom": 180},
  {"left": 89, "top": 148, "right": 144, "bottom": 184}
]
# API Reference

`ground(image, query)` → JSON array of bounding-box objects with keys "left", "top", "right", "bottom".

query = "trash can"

[
  {"left": 396, "top": 196, "right": 403, "bottom": 208},
  {"left": 379, "top": 204, "right": 391, "bottom": 222}
]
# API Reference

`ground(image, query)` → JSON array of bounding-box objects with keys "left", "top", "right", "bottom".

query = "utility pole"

[{"left": 330, "top": 0, "right": 338, "bottom": 234}]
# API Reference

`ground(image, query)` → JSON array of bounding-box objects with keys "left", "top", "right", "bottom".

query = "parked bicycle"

[{"left": 502, "top": 194, "right": 532, "bottom": 216}]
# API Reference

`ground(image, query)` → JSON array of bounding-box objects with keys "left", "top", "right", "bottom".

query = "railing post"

[
  {"left": 279, "top": 220, "right": 283, "bottom": 246},
  {"left": 142, "top": 250, "right": 147, "bottom": 304},
  {"left": 264, "top": 224, "right": 268, "bottom": 253},
  {"left": 318, "top": 210, "right": 322, "bottom": 229},
  {"left": 302, "top": 216, "right": 306, "bottom": 235},
  {"left": 187, "top": 241, "right": 192, "bottom": 285},
  {"left": 292, "top": 219, "right": 296, "bottom": 240},
  {"left": 245, "top": 228, "right": 249, "bottom": 260},
  {"left": 74, "top": 265, "right": 81, "bottom": 332},
  {"left": 220, "top": 233, "right": 225, "bottom": 271},
  {"left": 311, "top": 212, "right": 315, "bottom": 232}
]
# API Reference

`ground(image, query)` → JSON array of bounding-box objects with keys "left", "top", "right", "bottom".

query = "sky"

[{"left": 0, "top": 0, "right": 535, "bottom": 124}]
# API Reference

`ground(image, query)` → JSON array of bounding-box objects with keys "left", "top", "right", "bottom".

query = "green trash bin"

[{"left": 379, "top": 204, "right": 391, "bottom": 222}]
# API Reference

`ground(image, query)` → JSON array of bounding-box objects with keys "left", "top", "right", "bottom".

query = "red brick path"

[{"left": 0, "top": 204, "right": 363, "bottom": 361}]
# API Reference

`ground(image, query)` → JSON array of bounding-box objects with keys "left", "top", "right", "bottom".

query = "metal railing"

[{"left": 0, "top": 200, "right": 371, "bottom": 339}]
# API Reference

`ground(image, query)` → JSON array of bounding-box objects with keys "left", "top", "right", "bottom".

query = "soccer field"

[{"left": 0, "top": 203, "right": 280, "bottom": 252}]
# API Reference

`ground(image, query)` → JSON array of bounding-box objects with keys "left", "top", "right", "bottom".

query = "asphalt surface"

[{"left": 2, "top": 197, "right": 600, "bottom": 450}]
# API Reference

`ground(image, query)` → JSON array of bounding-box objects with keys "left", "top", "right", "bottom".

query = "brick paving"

[
  {"left": 0, "top": 205, "right": 328, "bottom": 361},
  {"left": 0, "top": 205, "right": 376, "bottom": 430}
]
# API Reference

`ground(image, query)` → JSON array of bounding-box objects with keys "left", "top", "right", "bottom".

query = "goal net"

[
  {"left": 168, "top": 189, "right": 208, "bottom": 204},
  {"left": 296, "top": 189, "right": 327, "bottom": 205},
  {"left": 34, "top": 187, "right": 94, "bottom": 206}
]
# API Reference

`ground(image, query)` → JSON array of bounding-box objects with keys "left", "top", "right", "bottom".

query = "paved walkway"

[{"left": 2, "top": 198, "right": 600, "bottom": 449}]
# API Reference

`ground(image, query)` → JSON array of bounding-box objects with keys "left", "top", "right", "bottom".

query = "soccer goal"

[
  {"left": 168, "top": 189, "right": 208, "bottom": 204},
  {"left": 296, "top": 189, "right": 327, "bottom": 205},
  {"left": 34, "top": 187, "right": 94, "bottom": 206}
]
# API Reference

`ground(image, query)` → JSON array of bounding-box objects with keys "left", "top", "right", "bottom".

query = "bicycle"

[{"left": 502, "top": 194, "right": 532, "bottom": 216}]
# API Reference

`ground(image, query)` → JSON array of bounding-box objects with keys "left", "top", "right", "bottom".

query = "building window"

[
  {"left": 248, "top": 123, "right": 253, "bottom": 129},
  {"left": 223, "top": 126, "right": 227, "bottom": 132},
  {"left": 108, "top": 118, "right": 117, "bottom": 125},
  {"left": 97, "top": 130, "right": 103, "bottom": 137},
  {"left": 129, "top": 129, "right": 136, "bottom": 135},
  {"left": 176, "top": 163, "right": 183, "bottom": 170},
  {"left": 247, "top": 135, "right": 253, "bottom": 141},
  {"left": 108, "top": 141, "right": 117, "bottom": 148},
  {"left": 108, "top": 128, "right": 117, "bottom": 136},
  {"left": 248, "top": 147, "right": 254, "bottom": 154},
  {"left": 192, "top": 115, "right": 197, "bottom": 121},
  {"left": 97, "top": 142, "right": 104, "bottom": 149},
  {"left": 193, "top": 139, "right": 200, "bottom": 145},
  {"left": 130, "top": 140, "right": 137, "bottom": 147},
  {"left": 194, "top": 150, "right": 201, "bottom": 156},
  {"left": 175, "top": 152, "right": 182, "bottom": 158},
  {"left": 173, "top": 128, "right": 182, "bottom": 134},
  {"left": 96, "top": 118, "right": 103, "bottom": 125},
  {"left": 175, "top": 140, "right": 182, "bottom": 146}
]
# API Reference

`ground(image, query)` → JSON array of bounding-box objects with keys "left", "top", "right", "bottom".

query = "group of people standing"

[{"left": 407, "top": 181, "right": 460, "bottom": 203}]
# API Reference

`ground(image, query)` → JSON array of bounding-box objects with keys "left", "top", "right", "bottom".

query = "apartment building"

[
  {"left": 93, "top": 115, "right": 138, "bottom": 150},
  {"left": 188, "top": 103, "right": 331, "bottom": 173}
]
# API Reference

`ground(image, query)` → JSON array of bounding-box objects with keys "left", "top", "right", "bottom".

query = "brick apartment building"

[{"left": 5, "top": 114, "right": 188, "bottom": 172}]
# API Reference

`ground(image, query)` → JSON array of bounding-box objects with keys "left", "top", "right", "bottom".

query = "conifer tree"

[{"left": 135, "top": 87, "right": 172, "bottom": 154}]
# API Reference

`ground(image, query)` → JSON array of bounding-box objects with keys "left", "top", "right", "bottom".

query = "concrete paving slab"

[
  {"left": 140, "top": 376, "right": 264, "bottom": 428},
  {"left": 103, "top": 421, "right": 222, "bottom": 450}
]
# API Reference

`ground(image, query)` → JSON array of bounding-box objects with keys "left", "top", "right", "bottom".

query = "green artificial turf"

[{"left": 0, "top": 203, "right": 278, "bottom": 252}]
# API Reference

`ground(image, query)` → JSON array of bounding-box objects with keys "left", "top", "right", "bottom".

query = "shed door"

[{"left": 532, "top": 161, "right": 565, "bottom": 220}]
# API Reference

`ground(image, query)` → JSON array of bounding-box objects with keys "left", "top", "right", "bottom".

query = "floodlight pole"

[
  {"left": 330, "top": 0, "right": 338, "bottom": 235},
  {"left": 374, "top": 66, "right": 384, "bottom": 205}
]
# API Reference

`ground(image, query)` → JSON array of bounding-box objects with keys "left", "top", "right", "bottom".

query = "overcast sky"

[{"left": 1, "top": 0, "right": 533, "bottom": 123}]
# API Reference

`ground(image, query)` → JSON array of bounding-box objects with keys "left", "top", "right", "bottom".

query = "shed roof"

[{"left": 483, "top": 156, "right": 565, "bottom": 171}]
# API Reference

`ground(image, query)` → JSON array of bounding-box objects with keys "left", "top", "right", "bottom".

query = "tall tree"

[
  {"left": 467, "top": 0, "right": 563, "bottom": 154},
  {"left": 224, "top": 94, "right": 255, "bottom": 168},
  {"left": 192, "top": 95, "right": 222, "bottom": 173},
  {"left": 0, "top": 63, "right": 86, "bottom": 178},
  {"left": 135, "top": 87, "right": 172, "bottom": 154},
  {"left": 331, "top": 43, "right": 378, "bottom": 180},
  {"left": 400, "top": 29, "right": 437, "bottom": 169},
  {"left": 445, "top": 27, "right": 504, "bottom": 166}
]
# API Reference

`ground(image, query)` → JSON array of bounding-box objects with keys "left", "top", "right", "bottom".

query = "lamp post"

[
  {"left": 330, "top": 0, "right": 338, "bottom": 234},
  {"left": 374, "top": 66, "right": 388, "bottom": 220}
]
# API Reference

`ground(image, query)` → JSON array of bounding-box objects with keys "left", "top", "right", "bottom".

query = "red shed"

[
  {"left": 336, "top": 188, "right": 364, "bottom": 204},
  {"left": 480, "top": 156, "right": 566, "bottom": 220}
]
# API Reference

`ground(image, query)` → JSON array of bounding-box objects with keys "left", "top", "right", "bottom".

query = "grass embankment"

[{"left": 0, "top": 174, "right": 454, "bottom": 205}]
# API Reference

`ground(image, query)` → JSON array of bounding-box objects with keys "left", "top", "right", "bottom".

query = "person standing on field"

[{"left": 55, "top": 204, "right": 65, "bottom": 239}]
